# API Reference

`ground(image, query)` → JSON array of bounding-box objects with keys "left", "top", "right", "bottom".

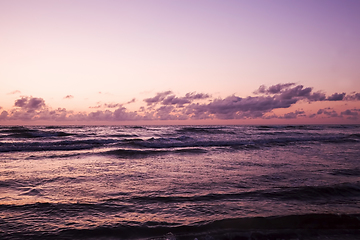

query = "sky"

[{"left": 1, "top": 0, "right": 360, "bottom": 125}]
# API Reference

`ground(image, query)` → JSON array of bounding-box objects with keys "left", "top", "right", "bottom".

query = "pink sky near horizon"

[{"left": 1, "top": 0, "right": 360, "bottom": 125}]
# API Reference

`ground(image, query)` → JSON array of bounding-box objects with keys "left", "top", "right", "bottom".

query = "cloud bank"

[{"left": 1, "top": 83, "right": 359, "bottom": 123}]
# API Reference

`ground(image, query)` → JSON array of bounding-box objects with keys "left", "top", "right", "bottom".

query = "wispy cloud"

[
  {"left": 104, "top": 103, "right": 122, "bottom": 108},
  {"left": 126, "top": 98, "right": 136, "bottom": 104},
  {"left": 63, "top": 95, "right": 74, "bottom": 99},
  {"left": 7, "top": 90, "right": 21, "bottom": 95}
]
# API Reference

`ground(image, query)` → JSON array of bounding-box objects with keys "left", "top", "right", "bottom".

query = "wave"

[
  {"left": 256, "top": 124, "right": 360, "bottom": 130},
  {"left": 0, "top": 176, "right": 88, "bottom": 191},
  {"left": 103, "top": 147, "right": 207, "bottom": 158},
  {"left": 123, "top": 134, "right": 360, "bottom": 149},
  {"left": 1, "top": 133, "right": 359, "bottom": 153},
  {"left": 331, "top": 168, "right": 360, "bottom": 177},
  {"left": 0, "top": 126, "right": 75, "bottom": 138},
  {"left": 0, "top": 138, "right": 117, "bottom": 152},
  {"left": 3, "top": 179, "right": 357, "bottom": 206},
  {"left": 109, "top": 134, "right": 139, "bottom": 138},
  {"left": 176, "top": 126, "right": 236, "bottom": 135},
  {"left": 1, "top": 125, "right": 359, "bottom": 153},
  {"left": 1, "top": 212, "right": 359, "bottom": 240},
  {"left": 263, "top": 182, "right": 360, "bottom": 201},
  {"left": 104, "top": 149, "right": 169, "bottom": 158},
  {"left": 97, "top": 182, "right": 360, "bottom": 205}
]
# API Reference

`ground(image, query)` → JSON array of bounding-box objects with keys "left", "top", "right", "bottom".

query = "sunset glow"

[{"left": 1, "top": 0, "right": 359, "bottom": 125}]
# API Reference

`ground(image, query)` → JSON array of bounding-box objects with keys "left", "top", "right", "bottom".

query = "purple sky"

[{"left": 1, "top": 0, "right": 360, "bottom": 124}]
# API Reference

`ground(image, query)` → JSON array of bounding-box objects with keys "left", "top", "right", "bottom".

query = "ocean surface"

[{"left": 0, "top": 125, "right": 360, "bottom": 240}]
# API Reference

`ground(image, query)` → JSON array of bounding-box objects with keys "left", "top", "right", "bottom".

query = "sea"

[{"left": 0, "top": 125, "right": 359, "bottom": 240}]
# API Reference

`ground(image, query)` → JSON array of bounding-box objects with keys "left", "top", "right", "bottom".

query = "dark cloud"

[
  {"left": 144, "top": 91, "right": 210, "bottom": 107},
  {"left": 14, "top": 97, "right": 45, "bottom": 110},
  {"left": 144, "top": 91, "right": 172, "bottom": 105},
  {"left": 253, "top": 84, "right": 348, "bottom": 103},
  {"left": 161, "top": 95, "right": 192, "bottom": 106},
  {"left": 341, "top": 109, "right": 359, "bottom": 116},
  {"left": 327, "top": 92, "right": 346, "bottom": 101},
  {"left": 184, "top": 92, "right": 210, "bottom": 100},
  {"left": 279, "top": 110, "right": 305, "bottom": 119},
  {"left": 341, "top": 109, "right": 359, "bottom": 120},
  {"left": 278, "top": 85, "right": 312, "bottom": 100},
  {"left": 14, "top": 97, "right": 28, "bottom": 108},
  {"left": 307, "top": 91, "right": 326, "bottom": 101},
  {"left": 345, "top": 92, "right": 360, "bottom": 101},
  {"left": 317, "top": 108, "right": 339, "bottom": 117},
  {"left": 161, "top": 92, "right": 210, "bottom": 106},
  {"left": 185, "top": 94, "right": 303, "bottom": 120},
  {"left": 253, "top": 83, "right": 295, "bottom": 94},
  {"left": 64, "top": 95, "right": 74, "bottom": 99}
]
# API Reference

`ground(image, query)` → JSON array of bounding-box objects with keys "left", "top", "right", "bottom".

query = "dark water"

[{"left": 0, "top": 125, "right": 360, "bottom": 239}]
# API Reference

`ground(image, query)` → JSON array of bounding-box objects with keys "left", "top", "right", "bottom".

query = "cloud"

[
  {"left": 89, "top": 104, "right": 102, "bottom": 109},
  {"left": 0, "top": 111, "right": 8, "bottom": 120},
  {"left": 253, "top": 83, "right": 295, "bottom": 94},
  {"left": 340, "top": 109, "right": 360, "bottom": 120},
  {"left": 143, "top": 91, "right": 173, "bottom": 105},
  {"left": 98, "top": 91, "right": 112, "bottom": 95},
  {"left": 326, "top": 92, "right": 346, "bottom": 101},
  {"left": 162, "top": 92, "right": 210, "bottom": 106},
  {"left": 14, "top": 97, "right": 45, "bottom": 110},
  {"left": 113, "top": 107, "right": 142, "bottom": 121},
  {"left": 89, "top": 99, "right": 136, "bottom": 110},
  {"left": 341, "top": 109, "right": 358, "bottom": 116},
  {"left": 184, "top": 90, "right": 309, "bottom": 120},
  {"left": 161, "top": 95, "right": 191, "bottom": 106},
  {"left": 104, "top": 103, "right": 122, "bottom": 108},
  {"left": 278, "top": 85, "right": 312, "bottom": 100},
  {"left": 64, "top": 95, "right": 74, "bottom": 99},
  {"left": 144, "top": 91, "right": 210, "bottom": 107},
  {"left": 126, "top": 98, "right": 136, "bottom": 104},
  {"left": 7, "top": 90, "right": 21, "bottom": 95},
  {"left": 307, "top": 91, "right": 326, "bottom": 101},
  {"left": 316, "top": 108, "right": 339, "bottom": 118},
  {"left": 263, "top": 110, "right": 306, "bottom": 119},
  {"left": 2, "top": 84, "right": 360, "bottom": 122},
  {"left": 185, "top": 92, "right": 211, "bottom": 100},
  {"left": 280, "top": 110, "right": 306, "bottom": 119},
  {"left": 345, "top": 92, "right": 360, "bottom": 101},
  {"left": 86, "top": 110, "right": 115, "bottom": 121},
  {"left": 253, "top": 83, "right": 352, "bottom": 103}
]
